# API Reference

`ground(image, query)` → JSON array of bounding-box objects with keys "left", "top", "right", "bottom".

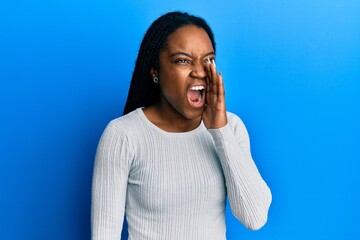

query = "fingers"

[
  {"left": 206, "top": 59, "right": 216, "bottom": 84},
  {"left": 218, "top": 72, "right": 225, "bottom": 97},
  {"left": 205, "top": 59, "right": 223, "bottom": 96}
]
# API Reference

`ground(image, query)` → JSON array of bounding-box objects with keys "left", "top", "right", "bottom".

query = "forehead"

[{"left": 163, "top": 25, "right": 214, "bottom": 56}]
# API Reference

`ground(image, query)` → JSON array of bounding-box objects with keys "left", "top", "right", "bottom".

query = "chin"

[{"left": 183, "top": 107, "right": 204, "bottom": 120}]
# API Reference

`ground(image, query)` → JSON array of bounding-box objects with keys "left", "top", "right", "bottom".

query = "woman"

[{"left": 91, "top": 11, "right": 272, "bottom": 240}]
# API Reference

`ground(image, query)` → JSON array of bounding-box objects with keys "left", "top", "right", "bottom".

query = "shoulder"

[
  {"left": 108, "top": 108, "right": 143, "bottom": 130},
  {"left": 102, "top": 108, "right": 144, "bottom": 141}
]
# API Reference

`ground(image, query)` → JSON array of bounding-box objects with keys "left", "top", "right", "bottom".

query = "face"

[{"left": 152, "top": 25, "right": 215, "bottom": 121}]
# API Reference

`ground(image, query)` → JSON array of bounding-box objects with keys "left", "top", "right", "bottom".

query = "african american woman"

[{"left": 91, "top": 11, "right": 272, "bottom": 240}]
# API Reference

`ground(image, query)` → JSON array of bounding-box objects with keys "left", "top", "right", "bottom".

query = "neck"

[{"left": 144, "top": 102, "right": 202, "bottom": 133}]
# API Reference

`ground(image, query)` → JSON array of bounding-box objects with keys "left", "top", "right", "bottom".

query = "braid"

[{"left": 123, "top": 11, "right": 216, "bottom": 115}]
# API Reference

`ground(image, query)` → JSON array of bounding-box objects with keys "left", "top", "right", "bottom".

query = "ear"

[{"left": 150, "top": 67, "right": 158, "bottom": 78}]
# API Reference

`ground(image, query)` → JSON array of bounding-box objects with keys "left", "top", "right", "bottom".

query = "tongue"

[{"left": 187, "top": 90, "right": 200, "bottom": 101}]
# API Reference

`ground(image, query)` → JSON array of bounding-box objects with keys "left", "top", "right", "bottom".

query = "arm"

[
  {"left": 91, "top": 121, "right": 133, "bottom": 239},
  {"left": 203, "top": 60, "right": 271, "bottom": 229},
  {"left": 208, "top": 113, "right": 272, "bottom": 230}
]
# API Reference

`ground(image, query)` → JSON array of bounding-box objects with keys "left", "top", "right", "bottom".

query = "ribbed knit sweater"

[{"left": 91, "top": 108, "right": 272, "bottom": 240}]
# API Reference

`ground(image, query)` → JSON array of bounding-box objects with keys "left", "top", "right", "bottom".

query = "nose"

[{"left": 189, "top": 61, "right": 207, "bottom": 79}]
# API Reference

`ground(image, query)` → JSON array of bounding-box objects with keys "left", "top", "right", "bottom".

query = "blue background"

[{"left": 1, "top": 0, "right": 359, "bottom": 239}]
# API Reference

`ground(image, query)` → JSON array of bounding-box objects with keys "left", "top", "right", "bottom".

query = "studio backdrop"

[{"left": 1, "top": 0, "right": 359, "bottom": 239}]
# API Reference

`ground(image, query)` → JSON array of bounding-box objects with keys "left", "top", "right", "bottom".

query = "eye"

[
  {"left": 176, "top": 58, "right": 191, "bottom": 64},
  {"left": 203, "top": 57, "right": 215, "bottom": 64}
]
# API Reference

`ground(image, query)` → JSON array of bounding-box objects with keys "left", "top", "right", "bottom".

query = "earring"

[{"left": 153, "top": 76, "right": 159, "bottom": 84}]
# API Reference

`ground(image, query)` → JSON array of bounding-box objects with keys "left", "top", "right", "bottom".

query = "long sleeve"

[
  {"left": 208, "top": 113, "right": 272, "bottom": 230},
  {"left": 91, "top": 121, "right": 134, "bottom": 240}
]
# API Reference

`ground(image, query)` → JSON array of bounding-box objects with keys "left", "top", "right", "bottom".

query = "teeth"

[{"left": 190, "top": 86, "right": 205, "bottom": 91}]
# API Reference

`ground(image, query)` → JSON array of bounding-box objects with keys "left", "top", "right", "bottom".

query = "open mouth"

[{"left": 187, "top": 85, "right": 205, "bottom": 108}]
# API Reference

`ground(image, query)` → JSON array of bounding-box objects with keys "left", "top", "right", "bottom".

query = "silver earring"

[{"left": 153, "top": 76, "right": 159, "bottom": 84}]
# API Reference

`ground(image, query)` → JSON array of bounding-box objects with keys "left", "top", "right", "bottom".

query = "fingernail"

[{"left": 212, "top": 59, "right": 216, "bottom": 68}]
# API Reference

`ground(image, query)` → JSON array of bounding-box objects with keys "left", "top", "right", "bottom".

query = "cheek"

[
  {"left": 159, "top": 71, "right": 189, "bottom": 109},
  {"left": 159, "top": 68, "right": 190, "bottom": 95}
]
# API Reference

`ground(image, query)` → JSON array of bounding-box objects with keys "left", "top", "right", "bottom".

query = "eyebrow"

[{"left": 169, "top": 51, "right": 215, "bottom": 58}]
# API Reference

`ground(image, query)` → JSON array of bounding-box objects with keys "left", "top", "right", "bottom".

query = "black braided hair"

[{"left": 122, "top": 11, "right": 216, "bottom": 115}]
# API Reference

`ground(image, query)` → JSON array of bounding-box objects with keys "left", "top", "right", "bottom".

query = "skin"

[{"left": 144, "top": 25, "right": 227, "bottom": 132}]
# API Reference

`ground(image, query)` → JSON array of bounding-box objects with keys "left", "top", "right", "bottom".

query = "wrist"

[{"left": 206, "top": 113, "right": 227, "bottom": 129}]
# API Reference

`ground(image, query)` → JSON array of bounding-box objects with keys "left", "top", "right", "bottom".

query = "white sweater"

[{"left": 91, "top": 108, "right": 271, "bottom": 240}]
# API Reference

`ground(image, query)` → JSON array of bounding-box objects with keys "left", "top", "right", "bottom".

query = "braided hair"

[{"left": 122, "top": 11, "right": 216, "bottom": 115}]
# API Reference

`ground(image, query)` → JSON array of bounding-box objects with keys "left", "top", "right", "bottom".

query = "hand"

[{"left": 202, "top": 59, "right": 227, "bottom": 129}]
